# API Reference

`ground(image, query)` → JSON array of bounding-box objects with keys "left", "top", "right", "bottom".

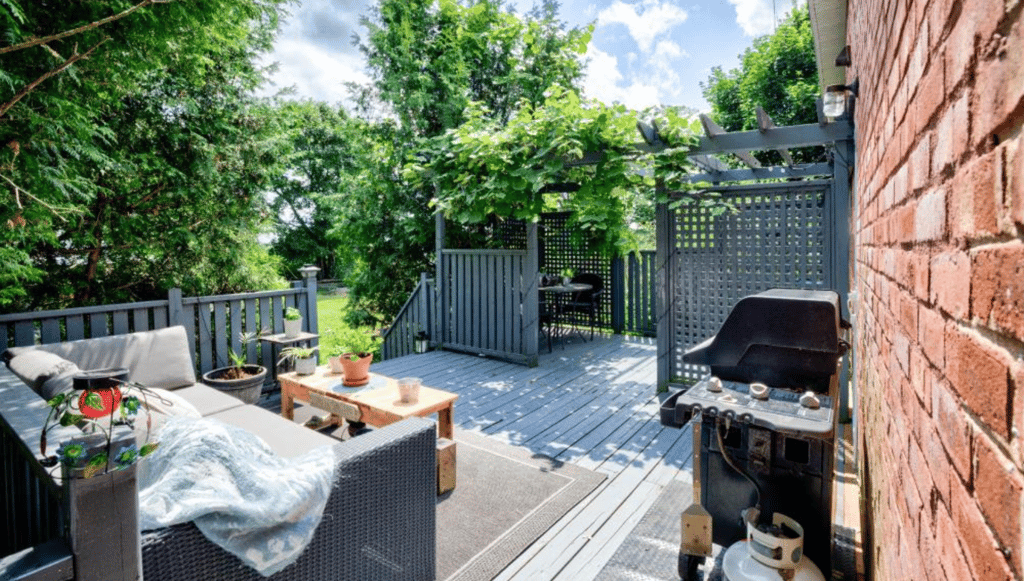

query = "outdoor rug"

[
  {"left": 593, "top": 478, "right": 725, "bottom": 581},
  {"left": 438, "top": 429, "right": 606, "bottom": 581}
]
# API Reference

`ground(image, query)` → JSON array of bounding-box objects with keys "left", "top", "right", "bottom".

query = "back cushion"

[{"left": 6, "top": 326, "right": 197, "bottom": 390}]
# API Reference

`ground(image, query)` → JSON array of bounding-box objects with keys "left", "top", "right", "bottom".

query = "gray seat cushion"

[
  {"left": 172, "top": 383, "right": 248, "bottom": 417},
  {"left": 206, "top": 405, "right": 336, "bottom": 458}
]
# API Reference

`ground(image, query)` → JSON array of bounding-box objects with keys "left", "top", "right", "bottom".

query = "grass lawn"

[{"left": 316, "top": 294, "right": 382, "bottom": 362}]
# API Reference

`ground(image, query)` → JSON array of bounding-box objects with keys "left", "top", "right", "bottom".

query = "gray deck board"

[{"left": 366, "top": 334, "right": 695, "bottom": 581}]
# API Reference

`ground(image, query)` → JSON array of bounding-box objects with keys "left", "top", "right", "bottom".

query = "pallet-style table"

[{"left": 279, "top": 367, "right": 458, "bottom": 493}]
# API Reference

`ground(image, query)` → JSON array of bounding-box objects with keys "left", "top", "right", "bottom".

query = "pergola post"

[
  {"left": 522, "top": 221, "right": 539, "bottom": 366},
  {"left": 434, "top": 212, "right": 445, "bottom": 350},
  {"left": 655, "top": 178, "right": 672, "bottom": 391}
]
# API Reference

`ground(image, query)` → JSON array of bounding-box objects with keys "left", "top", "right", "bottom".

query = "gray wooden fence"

[{"left": 437, "top": 249, "right": 530, "bottom": 365}]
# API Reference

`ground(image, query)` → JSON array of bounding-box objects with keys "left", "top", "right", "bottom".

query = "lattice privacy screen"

[{"left": 671, "top": 185, "right": 831, "bottom": 382}]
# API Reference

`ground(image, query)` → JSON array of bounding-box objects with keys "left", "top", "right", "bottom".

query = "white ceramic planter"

[
  {"left": 295, "top": 355, "right": 317, "bottom": 375},
  {"left": 283, "top": 317, "right": 302, "bottom": 338}
]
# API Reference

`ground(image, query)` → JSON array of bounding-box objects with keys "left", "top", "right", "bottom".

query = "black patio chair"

[{"left": 564, "top": 273, "right": 604, "bottom": 340}]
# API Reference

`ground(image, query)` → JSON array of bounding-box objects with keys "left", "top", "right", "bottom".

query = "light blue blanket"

[{"left": 138, "top": 417, "right": 340, "bottom": 576}]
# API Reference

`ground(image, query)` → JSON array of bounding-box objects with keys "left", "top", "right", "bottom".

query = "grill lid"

[{"left": 683, "top": 289, "right": 848, "bottom": 391}]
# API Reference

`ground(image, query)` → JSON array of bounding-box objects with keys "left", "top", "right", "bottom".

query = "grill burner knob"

[
  {"left": 708, "top": 376, "right": 723, "bottom": 393},
  {"left": 749, "top": 382, "right": 770, "bottom": 400},
  {"left": 799, "top": 391, "right": 821, "bottom": 409}
]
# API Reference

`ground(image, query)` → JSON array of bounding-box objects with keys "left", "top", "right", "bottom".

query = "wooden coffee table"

[
  {"left": 279, "top": 366, "right": 458, "bottom": 493},
  {"left": 279, "top": 367, "right": 457, "bottom": 438}
]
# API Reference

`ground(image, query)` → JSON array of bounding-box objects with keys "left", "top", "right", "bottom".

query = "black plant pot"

[{"left": 201, "top": 364, "right": 267, "bottom": 404}]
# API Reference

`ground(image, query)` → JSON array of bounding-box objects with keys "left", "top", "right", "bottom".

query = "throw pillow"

[{"left": 7, "top": 350, "right": 79, "bottom": 394}]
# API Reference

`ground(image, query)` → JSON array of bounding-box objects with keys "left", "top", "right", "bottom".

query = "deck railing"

[
  {"left": 0, "top": 267, "right": 320, "bottom": 381},
  {"left": 380, "top": 273, "right": 434, "bottom": 361}
]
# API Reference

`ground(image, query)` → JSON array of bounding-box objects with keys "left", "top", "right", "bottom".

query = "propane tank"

[{"left": 722, "top": 510, "right": 825, "bottom": 581}]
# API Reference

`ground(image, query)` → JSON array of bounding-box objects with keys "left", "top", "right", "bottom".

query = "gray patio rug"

[{"left": 438, "top": 429, "right": 606, "bottom": 581}]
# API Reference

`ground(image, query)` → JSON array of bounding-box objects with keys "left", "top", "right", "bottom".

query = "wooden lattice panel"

[{"left": 671, "top": 186, "right": 829, "bottom": 382}]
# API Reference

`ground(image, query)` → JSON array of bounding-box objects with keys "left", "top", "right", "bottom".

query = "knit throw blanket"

[{"left": 138, "top": 417, "right": 339, "bottom": 577}]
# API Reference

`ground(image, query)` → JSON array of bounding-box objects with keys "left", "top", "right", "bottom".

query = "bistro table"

[{"left": 538, "top": 282, "right": 593, "bottom": 352}]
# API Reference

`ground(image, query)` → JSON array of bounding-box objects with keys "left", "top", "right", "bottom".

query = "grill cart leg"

[{"left": 679, "top": 418, "right": 712, "bottom": 580}]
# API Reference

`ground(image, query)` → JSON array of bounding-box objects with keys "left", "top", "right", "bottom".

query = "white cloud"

[
  {"left": 596, "top": 1, "right": 688, "bottom": 53},
  {"left": 653, "top": 40, "right": 687, "bottom": 59},
  {"left": 582, "top": 45, "right": 662, "bottom": 110},
  {"left": 728, "top": 0, "right": 806, "bottom": 37},
  {"left": 257, "top": 37, "right": 369, "bottom": 106}
]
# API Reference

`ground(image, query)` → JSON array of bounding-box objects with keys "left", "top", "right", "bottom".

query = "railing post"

[
  {"left": 167, "top": 288, "right": 183, "bottom": 327},
  {"left": 419, "top": 272, "right": 430, "bottom": 346},
  {"left": 611, "top": 256, "right": 625, "bottom": 334},
  {"left": 299, "top": 265, "right": 320, "bottom": 338}
]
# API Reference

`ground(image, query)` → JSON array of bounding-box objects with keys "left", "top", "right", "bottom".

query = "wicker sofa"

[{"left": 0, "top": 326, "right": 436, "bottom": 581}]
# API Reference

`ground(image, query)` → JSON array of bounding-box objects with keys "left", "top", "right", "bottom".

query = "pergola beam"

[
  {"left": 700, "top": 114, "right": 761, "bottom": 169},
  {"left": 755, "top": 106, "right": 795, "bottom": 165},
  {"left": 688, "top": 162, "right": 832, "bottom": 183}
]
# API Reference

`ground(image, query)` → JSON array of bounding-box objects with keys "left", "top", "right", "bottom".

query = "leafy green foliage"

[
  {"left": 700, "top": 5, "right": 819, "bottom": 163},
  {"left": 0, "top": 0, "right": 293, "bottom": 311},
  {"left": 409, "top": 88, "right": 704, "bottom": 255}
]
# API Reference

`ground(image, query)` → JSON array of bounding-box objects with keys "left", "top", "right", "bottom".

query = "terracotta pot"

[
  {"left": 340, "top": 353, "right": 372, "bottom": 386},
  {"left": 202, "top": 365, "right": 267, "bottom": 404}
]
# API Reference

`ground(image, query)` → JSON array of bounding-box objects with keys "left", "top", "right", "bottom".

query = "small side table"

[{"left": 259, "top": 331, "right": 319, "bottom": 385}]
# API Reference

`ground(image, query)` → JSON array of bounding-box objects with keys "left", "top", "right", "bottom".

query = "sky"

[{"left": 258, "top": 0, "right": 805, "bottom": 113}]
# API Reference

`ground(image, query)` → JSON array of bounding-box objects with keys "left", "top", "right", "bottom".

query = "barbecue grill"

[{"left": 660, "top": 289, "right": 849, "bottom": 580}]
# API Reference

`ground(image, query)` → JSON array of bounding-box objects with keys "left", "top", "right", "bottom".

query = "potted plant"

[
  {"left": 283, "top": 306, "right": 302, "bottom": 339},
  {"left": 326, "top": 328, "right": 379, "bottom": 386},
  {"left": 561, "top": 268, "right": 575, "bottom": 286},
  {"left": 201, "top": 332, "right": 267, "bottom": 404},
  {"left": 414, "top": 327, "right": 430, "bottom": 354},
  {"left": 279, "top": 346, "right": 318, "bottom": 376},
  {"left": 39, "top": 369, "right": 160, "bottom": 479}
]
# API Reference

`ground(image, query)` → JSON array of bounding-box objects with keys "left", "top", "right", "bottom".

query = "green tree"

[
  {"left": 0, "top": 0, "right": 292, "bottom": 310},
  {"left": 331, "top": 0, "right": 591, "bottom": 321},
  {"left": 700, "top": 5, "right": 818, "bottom": 161}
]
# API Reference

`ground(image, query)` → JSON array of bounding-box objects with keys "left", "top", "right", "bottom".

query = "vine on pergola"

[{"left": 405, "top": 86, "right": 723, "bottom": 255}]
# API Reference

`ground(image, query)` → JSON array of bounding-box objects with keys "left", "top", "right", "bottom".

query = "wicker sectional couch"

[{"left": 0, "top": 326, "right": 436, "bottom": 581}]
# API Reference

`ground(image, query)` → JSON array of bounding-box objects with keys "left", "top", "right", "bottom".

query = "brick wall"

[{"left": 847, "top": 0, "right": 1023, "bottom": 579}]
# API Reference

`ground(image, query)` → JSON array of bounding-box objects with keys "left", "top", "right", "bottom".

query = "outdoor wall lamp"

[{"left": 823, "top": 78, "right": 859, "bottom": 118}]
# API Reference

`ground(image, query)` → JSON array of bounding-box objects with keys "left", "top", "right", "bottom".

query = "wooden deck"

[{"left": 372, "top": 333, "right": 695, "bottom": 581}]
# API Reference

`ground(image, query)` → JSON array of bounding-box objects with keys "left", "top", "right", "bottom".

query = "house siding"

[{"left": 847, "top": 0, "right": 1024, "bottom": 579}]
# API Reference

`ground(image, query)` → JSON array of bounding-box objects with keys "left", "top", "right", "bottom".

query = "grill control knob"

[
  {"left": 800, "top": 390, "right": 821, "bottom": 409},
  {"left": 749, "top": 382, "right": 769, "bottom": 400},
  {"left": 707, "top": 376, "right": 723, "bottom": 393}
]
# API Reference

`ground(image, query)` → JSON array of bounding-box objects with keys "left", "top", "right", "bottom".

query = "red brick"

[
  {"left": 932, "top": 381, "right": 974, "bottom": 482},
  {"left": 972, "top": 22, "right": 1024, "bottom": 147},
  {"left": 929, "top": 250, "right": 971, "bottom": 318},
  {"left": 918, "top": 304, "right": 945, "bottom": 368},
  {"left": 916, "top": 57, "right": 945, "bottom": 131},
  {"left": 935, "top": 502, "right": 977, "bottom": 581},
  {"left": 953, "top": 150, "right": 1002, "bottom": 241},
  {"left": 975, "top": 432, "right": 1024, "bottom": 574},
  {"left": 951, "top": 91, "right": 971, "bottom": 164},
  {"left": 899, "top": 291, "right": 918, "bottom": 335},
  {"left": 914, "top": 186, "right": 947, "bottom": 241},
  {"left": 922, "top": 409, "right": 951, "bottom": 502},
  {"left": 932, "top": 108, "right": 954, "bottom": 178},
  {"left": 1005, "top": 135, "right": 1023, "bottom": 228},
  {"left": 951, "top": 474, "right": 1017, "bottom": 581},
  {"left": 911, "top": 346, "right": 930, "bottom": 411},
  {"left": 945, "top": 324, "right": 1011, "bottom": 437},
  {"left": 895, "top": 204, "right": 915, "bottom": 243},
  {"left": 909, "top": 132, "right": 931, "bottom": 189},
  {"left": 1014, "top": 360, "right": 1024, "bottom": 467},
  {"left": 971, "top": 241, "right": 1024, "bottom": 338}
]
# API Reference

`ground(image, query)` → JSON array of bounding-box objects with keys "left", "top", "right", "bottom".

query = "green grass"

[{"left": 316, "top": 294, "right": 382, "bottom": 362}]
